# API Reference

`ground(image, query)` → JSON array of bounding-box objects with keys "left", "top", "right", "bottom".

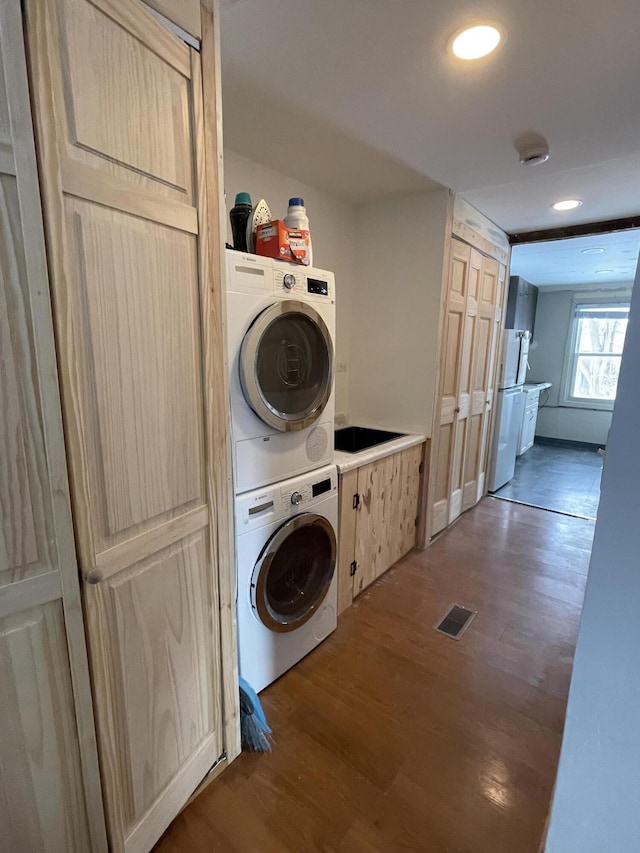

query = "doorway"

[{"left": 491, "top": 227, "right": 639, "bottom": 519}]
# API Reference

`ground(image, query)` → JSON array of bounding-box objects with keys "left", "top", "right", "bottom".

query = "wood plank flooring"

[{"left": 154, "top": 497, "right": 594, "bottom": 853}]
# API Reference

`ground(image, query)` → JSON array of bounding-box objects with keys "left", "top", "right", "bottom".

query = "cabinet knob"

[{"left": 454, "top": 406, "right": 460, "bottom": 414}]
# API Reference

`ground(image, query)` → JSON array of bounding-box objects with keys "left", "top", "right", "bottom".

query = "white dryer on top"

[{"left": 226, "top": 250, "right": 336, "bottom": 494}]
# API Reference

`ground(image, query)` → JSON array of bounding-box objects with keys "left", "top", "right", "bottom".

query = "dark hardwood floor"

[{"left": 154, "top": 497, "right": 594, "bottom": 853}]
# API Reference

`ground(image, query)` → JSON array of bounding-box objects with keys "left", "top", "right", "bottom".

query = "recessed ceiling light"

[
  {"left": 582, "top": 247, "right": 604, "bottom": 254},
  {"left": 595, "top": 269, "right": 614, "bottom": 274},
  {"left": 451, "top": 24, "right": 502, "bottom": 60},
  {"left": 552, "top": 199, "right": 582, "bottom": 211}
]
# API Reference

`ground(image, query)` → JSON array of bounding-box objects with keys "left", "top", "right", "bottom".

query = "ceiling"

[
  {"left": 220, "top": 0, "right": 640, "bottom": 233},
  {"left": 511, "top": 229, "right": 640, "bottom": 287}
]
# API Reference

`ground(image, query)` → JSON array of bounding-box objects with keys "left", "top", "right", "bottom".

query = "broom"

[{"left": 239, "top": 676, "right": 272, "bottom": 752}]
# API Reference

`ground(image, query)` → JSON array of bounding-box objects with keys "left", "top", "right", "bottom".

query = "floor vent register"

[{"left": 434, "top": 604, "right": 477, "bottom": 640}]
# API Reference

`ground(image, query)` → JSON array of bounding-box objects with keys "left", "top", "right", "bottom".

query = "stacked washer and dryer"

[{"left": 226, "top": 250, "right": 339, "bottom": 693}]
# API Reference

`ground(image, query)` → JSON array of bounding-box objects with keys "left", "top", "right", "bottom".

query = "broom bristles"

[
  {"left": 239, "top": 676, "right": 272, "bottom": 752},
  {"left": 240, "top": 712, "right": 272, "bottom": 752}
]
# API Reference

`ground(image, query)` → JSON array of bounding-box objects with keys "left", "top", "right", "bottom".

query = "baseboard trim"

[{"left": 535, "top": 436, "right": 603, "bottom": 451}]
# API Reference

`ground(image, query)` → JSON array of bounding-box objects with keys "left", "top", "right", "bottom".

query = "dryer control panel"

[
  {"left": 236, "top": 464, "right": 338, "bottom": 532},
  {"left": 226, "top": 249, "right": 335, "bottom": 304}
]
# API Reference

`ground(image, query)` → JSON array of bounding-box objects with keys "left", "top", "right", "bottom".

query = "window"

[{"left": 562, "top": 301, "right": 630, "bottom": 408}]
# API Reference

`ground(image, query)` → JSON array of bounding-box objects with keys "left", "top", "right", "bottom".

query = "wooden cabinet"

[
  {"left": 25, "top": 0, "right": 236, "bottom": 851},
  {"left": 506, "top": 276, "right": 538, "bottom": 336},
  {"left": 0, "top": 2, "right": 106, "bottom": 849},
  {"left": 429, "top": 234, "right": 507, "bottom": 537},
  {"left": 337, "top": 444, "right": 424, "bottom": 613}
]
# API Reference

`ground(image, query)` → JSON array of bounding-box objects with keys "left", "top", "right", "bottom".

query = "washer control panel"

[{"left": 236, "top": 464, "right": 338, "bottom": 531}]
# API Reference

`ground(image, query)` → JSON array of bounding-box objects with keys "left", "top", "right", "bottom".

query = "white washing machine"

[
  {"left": 235, "top": 464, "right": 338, "bottom": 693},
  {"left": 226, "top": 250, "right": 336, "bottom": 494}
]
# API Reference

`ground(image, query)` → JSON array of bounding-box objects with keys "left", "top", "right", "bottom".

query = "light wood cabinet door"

[
  {"left": 0, "top": 601, "right": 95, "bottom": 853},
  {"left": 431, "top": 240, "right": 472, "bottom": 535},
  {"left": 450, "top": 247, "right": 482, "bottom": 522},
  {"left": 430, "top": 235, "right": 508, "bottom": 537},
  {"left": 337, "top": 468, "right": 358, "bottom": 614},
  {"left": 352, "top": 445, "right": 423, "bottom": 597},
  {"left": 476, "top": 261, "right": 506, "bottom": 492},
  {"left": 461, "top": 257, "right": 505, "bottom": 510},
  {"left": 25, "top": 0, "right": 230, "bottom": 850},
  {"left": 0, "top": 1, "right": 106, "bottom": 849}
]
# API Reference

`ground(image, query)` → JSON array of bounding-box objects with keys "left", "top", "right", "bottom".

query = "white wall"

[
  {"left": 545, "top": 261, "right": 640, "bottom": 851},
  {"left": 223, "top": 149, "right": 356, "bottom": 418},
  {"left": 349, "top": 190, "right": 450, "bottom": 435},
  {"left": 528, "top": 284, "right": 632, "bottom": 445}
]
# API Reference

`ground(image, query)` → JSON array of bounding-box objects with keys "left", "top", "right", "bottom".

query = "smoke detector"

[{"left": 514, "top": 132, "right": 550, "bottom": 167}]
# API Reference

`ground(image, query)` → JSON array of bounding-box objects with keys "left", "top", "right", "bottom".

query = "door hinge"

[
  {"left": 352, "top": 492, "right": 360, "bottom": 510},
  {"left": 415, "top": 516, "right": 419, "bottom": 527},
  {"left": 419, "top": 461, "right": 424, "bottom": 474},
  {"left": 350, "top": 560, "right": 358, "bottom": 577}
]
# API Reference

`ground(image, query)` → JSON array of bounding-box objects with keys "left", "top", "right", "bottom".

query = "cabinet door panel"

[
  {"left": 58, "top": 0, "right": 193, "bottom": 204},
  {"left": 0, "top": 3, "right": 106, "bottom": 848},
  {"left": 338, "top": 468, "right": 358, "bottom": 614},
  {"left": 393, "top": 444, "right": 422, "bottom": 561},
  {"left": 462, "top": 413, "right": 482, "bottom": 511},
  {"left": 64, "top": 199, "right": 204, "bottom": 548},
  {"left": 354, "top": 456, "right": 392, "bottom": 595},
  {"left": 353, "top": 447, "right": 422, "bottom": 596},
  {"left": 478, "top": 262, "right": 507, "bottom": 487},
  {"left": 448, "top": 416, "right": 466, "bottom": 523},
  {"left": 0, "top": 169, "right": 63, "bottom": 585},
  {"left": 26, "top": 0, "right": 225, "bottom": 850},
  {"left": 0, "top": 176, "right": 40, "bottom": 577},
  {"left": 432, "top": 422, "right": 454, "bottom": 536},
  {"left": 463, "top": 258, "right": 506, "bottom": 509},
  {"left": 449, "top": 248, "right": 480, "bottom": 524},
  {"left": 480, "top": 259, "right": 499, "bottom": 309},
  {"left": 87, "top": 531, "right": 216, "bottom": 833},
  {"left": 431, "top": 240, "right": 471, "bottom": 534},
  {"left": 0, "top": 601, "right": 91, "bottom": 853}
]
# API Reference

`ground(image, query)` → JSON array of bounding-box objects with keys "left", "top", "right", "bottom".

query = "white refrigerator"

[{"left": 488, "top": 330, "right": 530, "bottom": 492}]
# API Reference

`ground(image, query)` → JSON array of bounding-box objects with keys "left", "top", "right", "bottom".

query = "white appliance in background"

[
  {"left": 235, "top": 464, "right": 338, "bottom": 693},
  {"left": 499, "top": 329, "right": 530, "bottom": 389},
  {"left": 488, "top": 387, "right": 525, "bottom": 491},
  {"left": 488, "top": 330, "right": 531, "bottom": 491},
  {"left": 226, "top": 250, "right": 336, "bottom": 494}
]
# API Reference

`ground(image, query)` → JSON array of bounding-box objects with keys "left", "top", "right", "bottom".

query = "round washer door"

[
  {"left": 239, "top": 300, "right": 333, "bottom": 432},
  {"left": 251, "top": 512, "right": 337, "bottom": 633}
]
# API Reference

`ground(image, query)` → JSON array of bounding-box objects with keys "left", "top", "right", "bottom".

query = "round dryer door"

[
  {"left": 251, "top": 513, "right": 337, "bottom": 633},
  {"left": 240, "top": 301, "right": 333, "bottom": 432}
]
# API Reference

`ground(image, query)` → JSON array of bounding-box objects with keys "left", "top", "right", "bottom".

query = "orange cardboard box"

[{"left": 256, "top": 220, "right": 311, "bottom": 265}]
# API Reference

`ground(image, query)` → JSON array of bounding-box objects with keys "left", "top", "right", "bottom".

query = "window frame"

[{"left": 560, "top": 295, "right": 630, "bottom": 411}]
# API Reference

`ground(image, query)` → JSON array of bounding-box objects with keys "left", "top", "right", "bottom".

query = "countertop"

[
  {"left": 334, "top": 432, "right": 427, "bottom": 474},
  {"left": 523, "top": 382, "right": 552, "bottom": 392}
]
